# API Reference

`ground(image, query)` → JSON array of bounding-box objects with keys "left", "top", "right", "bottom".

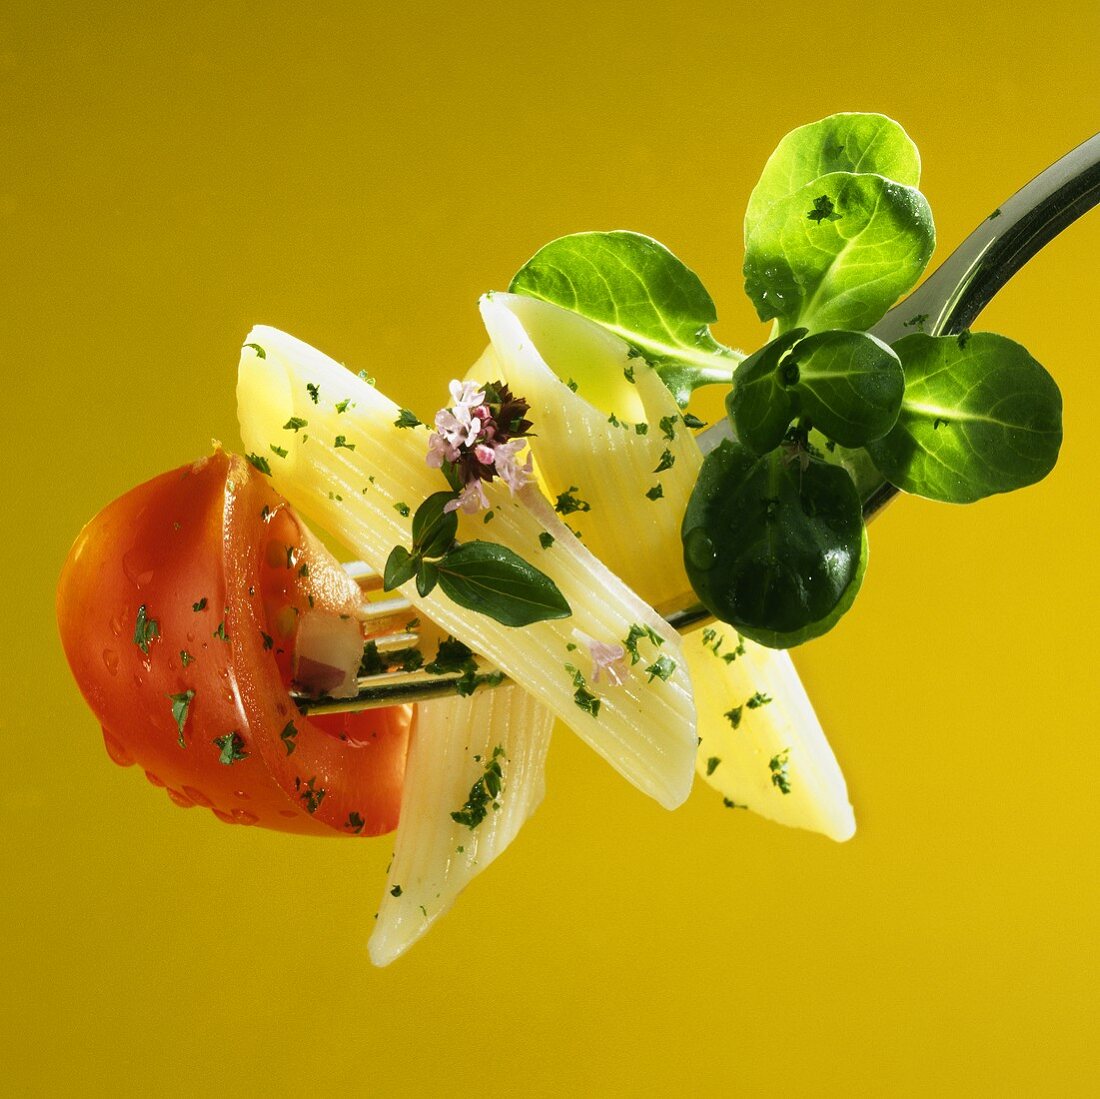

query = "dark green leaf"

[
  {"left": 866, "top": 333, "right": 1063, "bottom": 502},
  {"left": 744, "top": 172, "right": 934, "bottom": 334},
  {"left": 745, "top": 112, "right": 921, "bottom": 234},
  {"left": 682, "top": 440, "right": 865, "bottom": 648},
  {"left": 509, "top": 231, "right": 739, "bottom": 408},
  {"left": 383, "top": 545, "right": 418, "bottom": 590},
  {"left": 411, "top": 492, "right": 459, "bottom": 558},
  {"left": 435, "top": 542, "right": 571, "bottom": 627},
  {"left": 787, "top": 330, "right": 904, "bottom": 446},
  {"left": 416, "top": 559, "right": 439, "bottom": 598},
  {"left": 726, "top": 328, "right": 807, "bottom": 455}
]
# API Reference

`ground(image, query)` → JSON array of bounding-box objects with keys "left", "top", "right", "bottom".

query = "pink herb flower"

[{"left": 571, "top": 628, "right": 627, "bottom": 687}]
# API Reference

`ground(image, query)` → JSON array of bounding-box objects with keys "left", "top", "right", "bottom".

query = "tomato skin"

[{"left": 57, "top": 450, "right": 410, "bottom": 835}]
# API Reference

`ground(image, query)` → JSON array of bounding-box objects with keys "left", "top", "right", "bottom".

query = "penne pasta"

[
  {"left": 369, "top": 684, "right": 553, "bottom": 967},
  {"left": 477, "top": 293, "right": 855, "bottom": 839},
  {"left": 236, "top": 325, "right": 697, "bottom": 811}
]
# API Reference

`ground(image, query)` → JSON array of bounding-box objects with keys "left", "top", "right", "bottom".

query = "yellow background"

[{"left": 3, "top": 2, "right": 1097, "bottom": 1094}]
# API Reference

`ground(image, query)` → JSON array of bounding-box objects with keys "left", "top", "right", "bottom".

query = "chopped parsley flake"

[
  {"left": 903, "top": 313, "right": 929, "bottom": 329},
  {"left": 179, "top": 650, "right": 193, "bottom": 667},
  {"left": 807, "top": 194, "right": 841, "bottom": 223},
  {"left": 682, "top": 412, "right": 706, "bottom": 429},
  {"left": 645, "top": 484, "right": 664, "bottom": 501},
  {"left": 623, "top": 364, "right": 636, "bottom": 383},
  {"left": 539, "top": 532, "right": 554, "bottom": 550},
  {"left": 623, "top": 623, "right": 663, "bottom": 664},
  {"left": 390, "top": 884, "right": 403, "bottom": 897},
  {"left": 451, "top": 746, "right": 506, "bottom": 830},
  {"left": 133, "top": 605, "right": 159, "bottom": 654},
  {"left": 645, "top": 655, "right": 677, "bottom": 683},
  {"left": 659, "top": 414, "right": 678, "bottom": 440},
  {"left": 346, "top": 812, "right": 366, "bottom": 834},
  {"left": 192, "top": 597, "right": 207, "bottom": 612},
  {"left": 769, "top": 748, "right": 792, "bottom": 794},
  {"left": 394, "top": 501, "right": 411, "bottom": 517},
  {"left": 213, "top": 620, "right": 229, "bottom": 642},
  {"left": 244, "top": 342, "right": 266, "bottom": 358},
  {"left": 483, "top": 509, "right": 495, "bottom": 524},
  {"left": 393, "top": 408, "right": 423, "bottom": 429},
  {"left": 270, "top": 444, "right": 288, "bottom": 459},
  {"left": 167, "top": 690, "right": 194, "bottom": 748},
  {"left": 283, "top": 416, "right": 308, "bottom": 431},
  {"left": 280, "top": 721, "right": 298, "bottom": 755},
  {"left": 246, "top": 452, "right": 272, "bottom": 475},
  {"left": 554, "top": 486, "right": 591, "bottom": 516},
  {"left": 214, "top": 731, "right": 249, "bottom": 765},
  {"left": 654, "top": 448, "right": 675, "bottom": 473},
  {"left": 747, "top": 691, "right": 772, "bottom": 709},
  {"left": 335, "top": 398, "right": 352, "bottom": 413},
  {"left": 425, "top": 636, "right": 477, "bottom": 676},
  {"left": 334, "top": 435, "right": 355, "bottom": 450},
  {"left": 723, "top": 798, "right": 747, "bottom": 810},
  {"left": 298, "top": 776, "right": 325, "bottom": 813},
  {"left": 260, "top": 630, "right": 273, "bottom": 650},
  {"left": 706, "top": 756, "right": 721, "bottom": 776},
  {"left": 566, "top": 378, "right": 579, "bottom": 392},
  {"left": 454, "top": 669, "right": 505, "bottom": 697},
  {"left": 306, "top": 383, "right": 320, "bottom": 403},
  {"left": 635, "top": 422, "right": 649, "bottom": 435},
  {"left": 724, "top": 706, "right": 743, "bottom": 730},
  {"left": 298, "top": 563, "right": 309, "bottom": 578}
]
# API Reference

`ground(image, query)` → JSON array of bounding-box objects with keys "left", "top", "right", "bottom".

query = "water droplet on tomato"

[
  {"left": 109, "top": 614, "right": 124, "bottom": 638},
  {"left": 232, "top": 809, "right": 258, "bottom": 825},
  {"left": 181, "top": 785, "right": 213, "bottom": 808},
  {"left": 102, "top": 648, "right": 119, "bottom": 675},
  {"left": 101, "top": 728, "right": 134, "bottom": 767},
  {"left": 144, "top": 770, "right": 165, "bottom": 787},
  {"left": 233, "top": 790, "right": 249, "bottom": 799},
  {"left": 133, "top": 672, "right": 144, "bottom": 689},
  {"left": 278, "top": 810, "right": 297, "bottom": 819},
  {"left": 211, "top": 809, "right": 237, "bottom": 824},
  {"left": 122, "top": 549, "right": 155, "bottom": 589},
  {"left": 166, "top": 788, "right": 195, "bottom": 808}
]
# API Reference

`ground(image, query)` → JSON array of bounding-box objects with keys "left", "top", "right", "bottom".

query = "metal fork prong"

[
  {"left": 342, "top": 559, "right": 380, "bottom": 584},
  {"left": 372, "top": 631, "right": 419, "bottom": 652},
  {"left": 358, "top": 596, "right": 413, "bottom": 621}
]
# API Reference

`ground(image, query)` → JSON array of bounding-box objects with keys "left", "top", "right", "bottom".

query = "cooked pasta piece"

[
  {"left": 237, "top": 325, "right": 696, "bottom": 810},
  {"left": 370, "top": 684, "right": 553, "bottom": 966},
  {"left": 478, "top": 293, "right": 855, "bottom": 839}
]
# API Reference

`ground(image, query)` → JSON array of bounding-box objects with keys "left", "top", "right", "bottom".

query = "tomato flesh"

[{"left": 57, "top": 450, "right": 411, "bottom": 835}]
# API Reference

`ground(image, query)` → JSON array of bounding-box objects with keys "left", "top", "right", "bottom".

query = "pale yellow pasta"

[
  {"left": 475, "top": 294, "right": 855, "bottom": 840},
  {"left": 370, "top": 684, "right": 553, "bottom": 967},
  {"left": 236, "top": 325, "right": 696, "bottom": 810},
  {"left": 478, "top": 292, "right": 699, "bottom": 608}
]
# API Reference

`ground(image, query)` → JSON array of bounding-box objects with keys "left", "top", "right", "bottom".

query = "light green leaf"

[
  {"left": 866, "top": 333, "right": 1063, "bottom": 502},
  {"left": 509, "top": 231, "right": 739, "bottom": 407},
  {"left": 725, "top": 328, "right": 807, "bottom": 455},
  {"left": 682, "top": 440, "right": 865, "bottom": 648},
  {"left": 789, "top": 330, "right": 904, "bottom": 447},
  {"left": 743, "top": 171, "right": 935, "bottom": 334},
  {"left": 745, "top": 112, "right": 921, "bottom": 235}
]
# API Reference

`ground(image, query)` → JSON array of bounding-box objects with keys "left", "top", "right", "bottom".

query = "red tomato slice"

[{"left": 57, "top": 449, "right": 411, "bottom": 836}]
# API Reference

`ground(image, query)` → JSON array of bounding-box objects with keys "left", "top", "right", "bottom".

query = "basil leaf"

[
  {"left": 725, "top": 328, "right": 807, "bottom": 455},
  {"left": 411, "top": 491, "right": 459, "bottom": 558},
  {"left": 865, "top": 333, "right": 1063, "bottom": 503},
  {"left": 789, "top": 330, "right": 904, "bottom": 447},
  {"left": 743, "top": 171, "right": 934, "bottom": 334},
  {"left": 682, "top": 440, "right": 865, "bottom": 648},
  {"left": 745, "top": 112, "right": 921, "bottom": 234},
  {"left": 383, "top": 545, "right": 418, "bottom": 590},
  {"left": 435, "top": 542, "right": 571, "bottom": 627},
  {"left": 509, "top": 231, "right": 739, "bottom": 407}
]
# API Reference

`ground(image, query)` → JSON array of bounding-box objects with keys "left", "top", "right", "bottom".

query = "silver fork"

[{"left": 295, "top": 132, "right": 1100, "bottom": 715}]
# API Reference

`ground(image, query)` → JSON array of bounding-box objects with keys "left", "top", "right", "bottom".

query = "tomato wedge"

[{"left": 57, "top": 450, "right": 411, "bottom": 835}]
